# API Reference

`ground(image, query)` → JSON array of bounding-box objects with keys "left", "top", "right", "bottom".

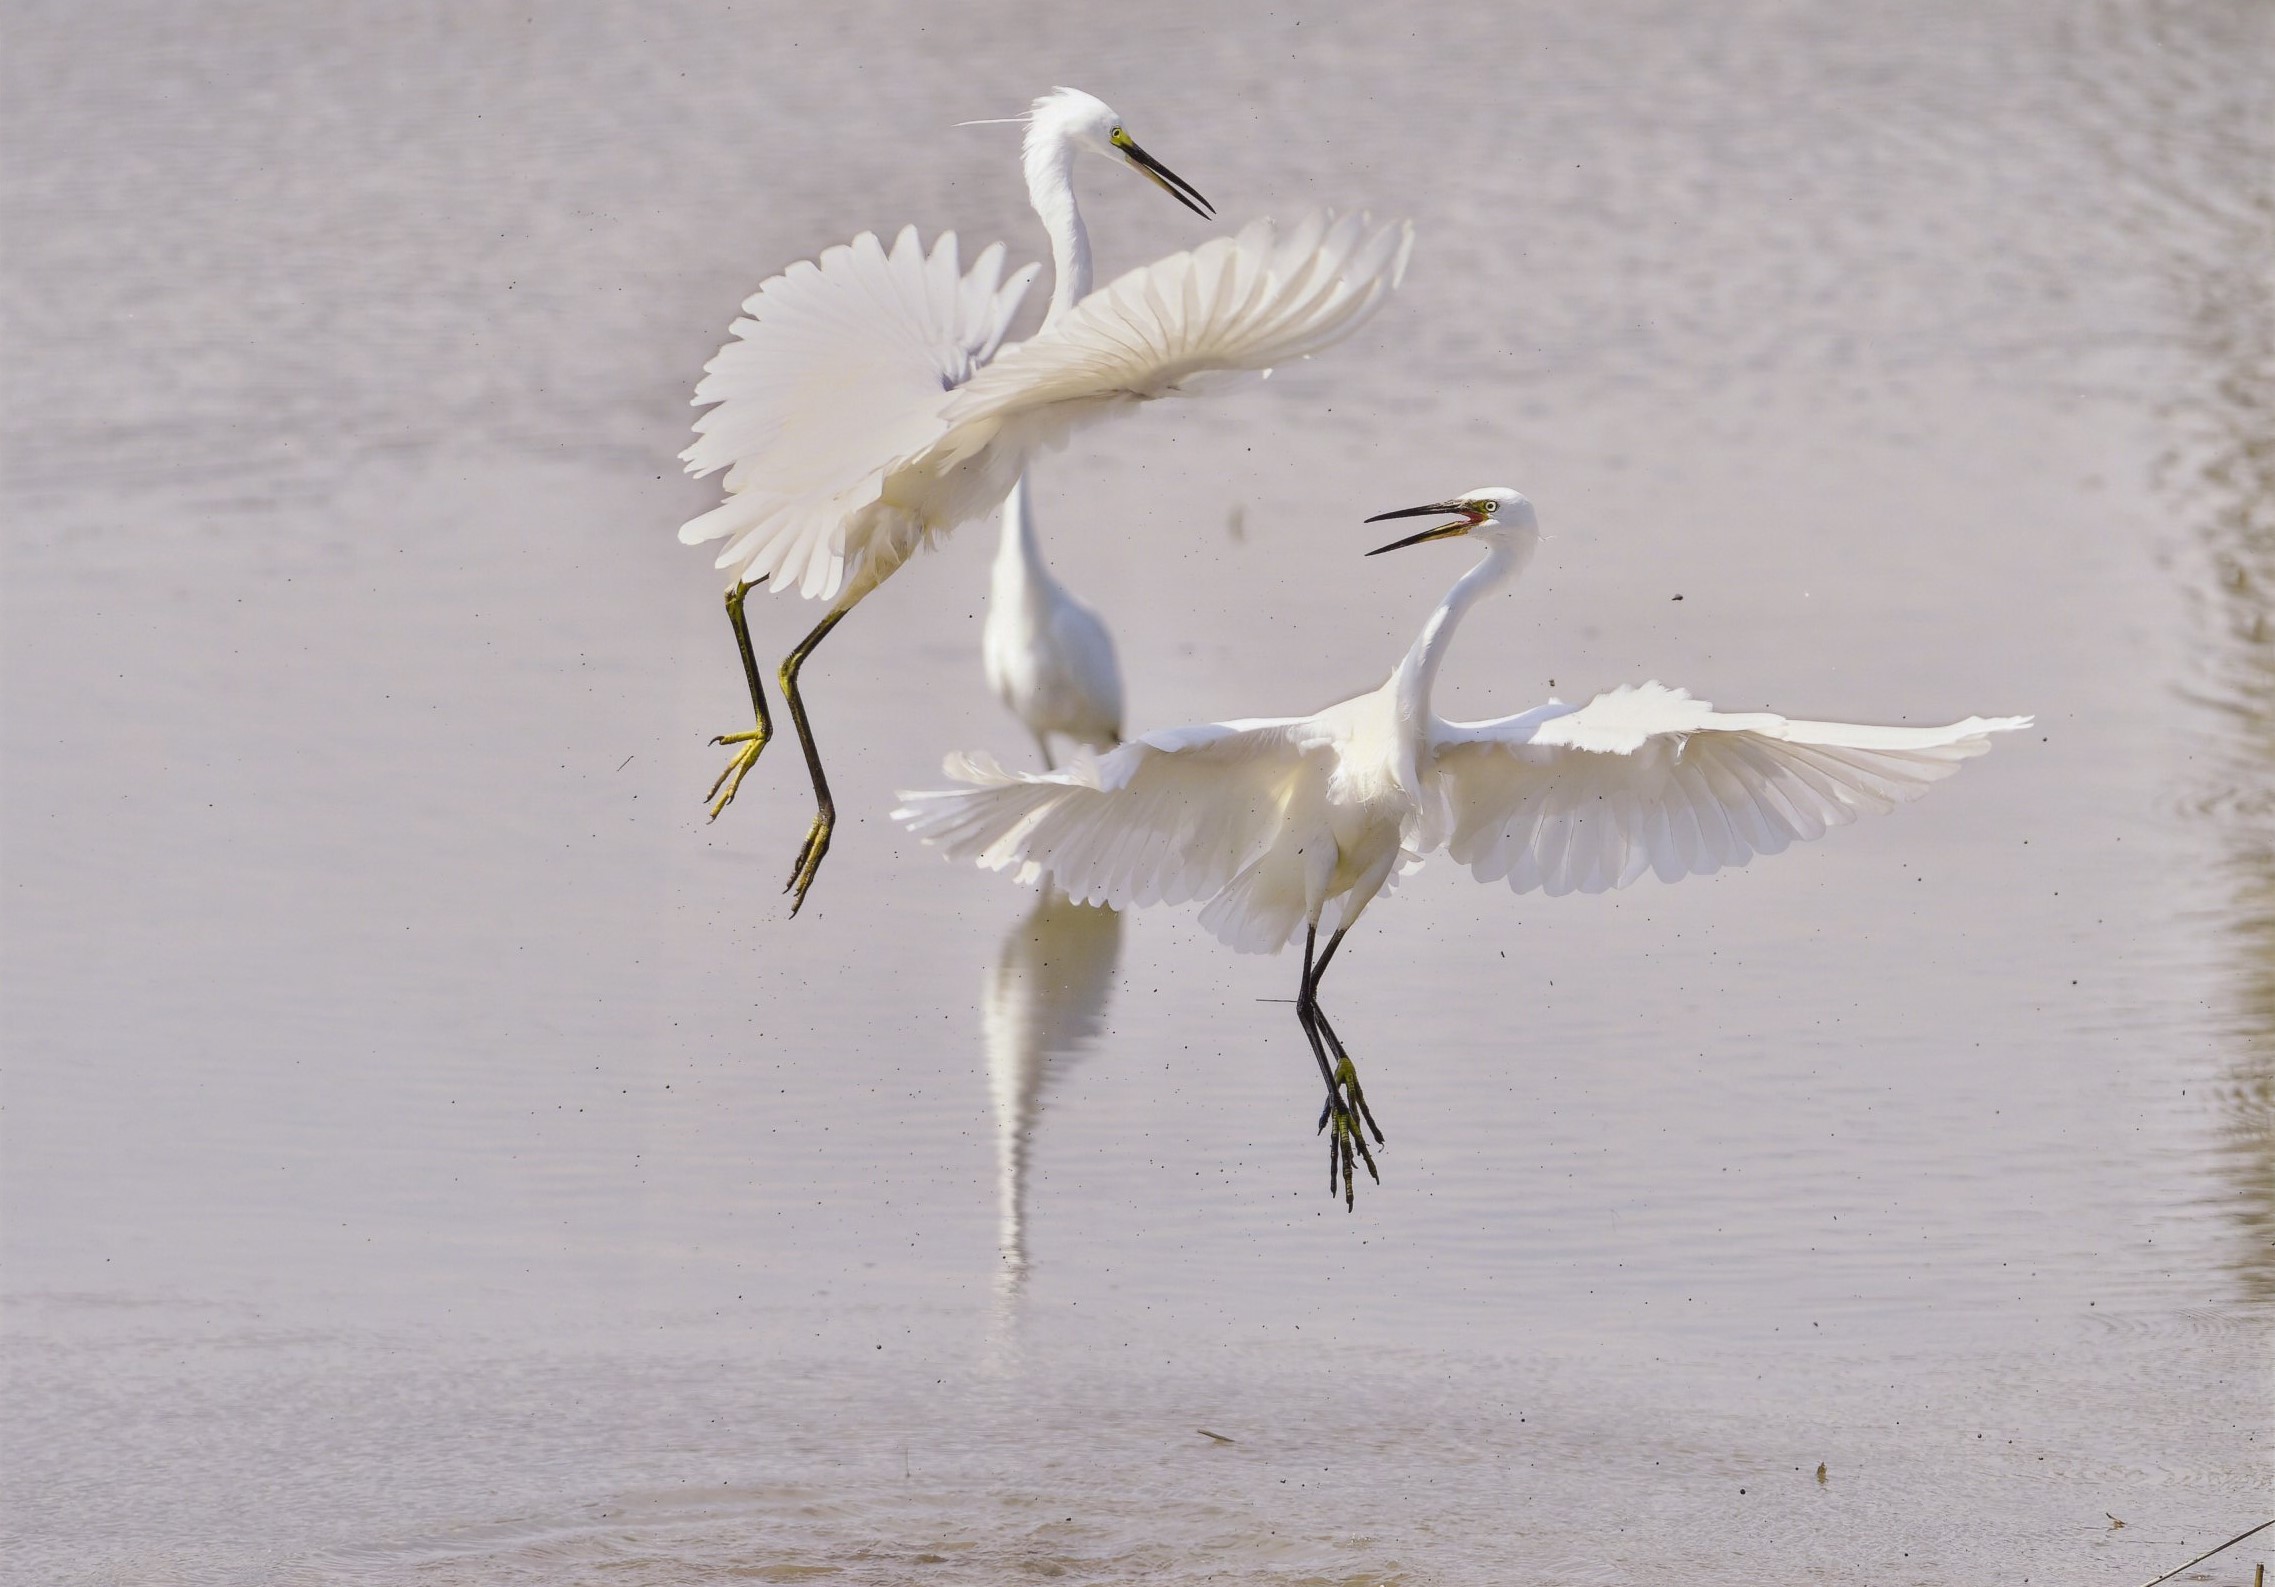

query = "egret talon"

[
  {"left": 1311, "top": 1004, "right": 1387, "bottom": 1150},
  {"left": 784, "top": 813, "right": 833, "bottom": 914},
  {"left": 706, "top": 739, "right": 766, "bottom": 819},
  {"left": 1324, "top": 1110, "right": 1372, "bottom": 1210},
  {"left": 1333, "top": 1091, "right": 1380, "bottom": 1187},
  {"left": 1330, "top": 1053, "right": 1386, "bottom": 1150},
  {"left": 1311, "top": 1029, "right": 1377, "bottom": 1211}
]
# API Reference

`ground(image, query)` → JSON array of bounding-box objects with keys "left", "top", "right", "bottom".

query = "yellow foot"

[
  {"left": 705, "top": 727, "right": 768, "bottom": 820},
  {"left": 1313, "top": 1047, "right": 1384, "bottom": 1210},
  {"left": 783, "top": 810, "right": 833, "bottom": 915},
  {"left": 1332, "top": 1052, "right": 1385, "bottom": 1149}
]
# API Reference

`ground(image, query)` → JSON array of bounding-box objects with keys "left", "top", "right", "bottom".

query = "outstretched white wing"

[
  {"left": 679, "top": 227, "right": 1037, "bottom": 594},
  {"left": 681, "top": 214, "right": 1410, "bottom": 601},
  {"left": 1431, "top": 682, "right": 2031, "bottom": 896},
  {"left": 931, "top": 212, "right": 1414, "bottom": 462},
  {"left": 895, "top": 719, "right": 1332, "bottom": 923}
]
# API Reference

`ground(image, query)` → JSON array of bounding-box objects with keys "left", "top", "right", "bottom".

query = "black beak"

[
  {"left": 1116, "top": 133, "right": 1214, "bottom": 219},
  {"left": 1363, "top": 500, "right": 1483, "bottom": 555}
]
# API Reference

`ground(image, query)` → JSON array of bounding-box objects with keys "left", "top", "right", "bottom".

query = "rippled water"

[{"left": 4, "top": 2, "right": 2270, "bottom": 1583}]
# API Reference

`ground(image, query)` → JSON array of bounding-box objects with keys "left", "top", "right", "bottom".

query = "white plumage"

[
  {"left": 681, "top": 208, "right": 1413, "bottom": 601},
  {"left": 681, "top": 227, "right": 1036, "bottom": 601},
  {"left": 678, "top": 86, "right": 1413, "bottom": 912},
  {"left": 982, "top": 475, "right": 1124, "bottom": 767},
  {"left": 1430, "top": 684, "right": 2019, "bottom": 897},
  {"left": 897, "top": 487, "right": 2030, "bottom": 1202},
  {"left": 983, "top": 890, "right": 1123, "bottom": 1296}
]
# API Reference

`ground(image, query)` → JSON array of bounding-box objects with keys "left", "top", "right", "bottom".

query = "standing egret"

[
  {"left": 984, "top": 473, "right": 1124, "bottom": 768},
  {"left": 896, "top": 488, "right": 2031, "bottom": 1205},
  {"left": 679, "top": 87, "right": 1413, "bottom": 910}
]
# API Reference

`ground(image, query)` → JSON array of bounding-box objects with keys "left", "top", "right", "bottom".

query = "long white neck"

[
  {"left": 1393, "top": 536, "right": 1532, "bottom": 725},
  {"left": 1023, "top": 132, "right": 1090, "bottom": 324},
  {"left": 993, "top": 474, "right": 1050, "bottom": 602}
]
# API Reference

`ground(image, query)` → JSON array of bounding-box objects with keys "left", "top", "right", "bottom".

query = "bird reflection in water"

[{"left": 982, "top": 890, "right": 1124, "bottom": 1303}]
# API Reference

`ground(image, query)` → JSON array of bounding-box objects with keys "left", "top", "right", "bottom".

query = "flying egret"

[
  {"left": 679, "top": 87, "right": 1414, "bottom": 910},
  {"left": 983, "top": 473, "right": 1124, "bottom": 768},
  {"left": 896, "top": 488, "right": 2031, "bottom": 1205}
]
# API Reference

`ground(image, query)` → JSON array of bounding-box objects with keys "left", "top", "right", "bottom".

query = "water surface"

[{"left": 3, "top": 2, "right": 2270, "bottom": 1582}]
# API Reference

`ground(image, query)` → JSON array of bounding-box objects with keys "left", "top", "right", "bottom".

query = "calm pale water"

[{"left": 4, "top": 2, "right": 2271, "bottom": 1583}]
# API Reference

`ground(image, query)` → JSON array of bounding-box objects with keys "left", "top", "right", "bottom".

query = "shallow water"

[{"left": 3, "top": 2, "right": 2270, "bottom": 1583}]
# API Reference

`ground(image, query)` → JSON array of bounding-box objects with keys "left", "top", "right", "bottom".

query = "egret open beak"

[
  {"left": 1363, "top": 500, "right": 1489, "bottom": 555},
  {"left": 1110, "top": 128, "right": 1213, "bottom": 218}
]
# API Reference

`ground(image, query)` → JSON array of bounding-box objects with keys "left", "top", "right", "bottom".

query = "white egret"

[
  {"left": 679, "top": 87, "right": 1413, "bottom": 909},
  {"left": 983, "top": 473, "right": 1124, "bottom": 768},
  {"left": 896, "top": 488, "right": 2031, "bottom": 1204}
]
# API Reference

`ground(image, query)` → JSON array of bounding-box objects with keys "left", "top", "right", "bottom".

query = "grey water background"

[{"left": 3, "top": 1, "right": 2271, "bottom": 1582}]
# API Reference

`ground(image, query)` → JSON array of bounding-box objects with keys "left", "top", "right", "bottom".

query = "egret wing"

[
  {"left": 895, "top": 718, "right": 1330, "bottom": 916},
  {"left": 1431, "top": 682, "right": 2030, "bottom": 896},
  {"left": 933, "top": 213, "right": 1413, "bottom": 458},
  {"left": 680, "top": 227, "right": 1038, "bottom": 596}
]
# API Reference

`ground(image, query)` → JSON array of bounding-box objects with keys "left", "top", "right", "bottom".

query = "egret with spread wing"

[
  {"left": 896, "top": 488, "right": 2030, "bottom": 1205},
  {"left": 680, "top": 87, "right": 1413, "bottom": 909},
  {"left": 984, "top": 473, "right": 1124, "bottom": 768}
]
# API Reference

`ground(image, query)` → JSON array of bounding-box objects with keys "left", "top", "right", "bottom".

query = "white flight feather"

[
  {"left": 1433, "top": 683, "right": 2031, "bottom": 896},
  {"left": 681, "top": 213, "right": 1413, "bottom": 601}
]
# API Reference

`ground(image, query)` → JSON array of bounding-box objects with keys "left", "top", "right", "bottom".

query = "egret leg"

[
  {"left": 1300, "top": 929, "right": 1340, "bottom": 1124},
  {"left": 778, "top": 601, "right": 855, "bottom": 914},
  {"left": 1307, "top": 923, "right": 1384, "bottom": 1148},
  {"left": 1032, "top": 730, "right": 1057, "bottom": 772},
  {"left": 704, "top": 581, "right": 774, "bottom": 819},
  {"left": 1307, "top": 1003, "right": 1384, "bottom": 1152},
  {"left": 1297, "top": 925, "right": 1377, "bottom": 1208}
]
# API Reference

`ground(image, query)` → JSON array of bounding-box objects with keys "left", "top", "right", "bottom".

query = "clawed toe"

[
  {"left": 1319, "top": 1071, "right": 1381, "bottom": 1210},
  {"left": 1334, "top": 1058, "right": 1386, "bottom": 1149},
  {"left": 1323, "top": 1093, "right": 1380, "bottom": 1210},
  {"left": 783, "top": 814, "right": 833, "bottom": 914},
  {"left": 705, "top": 737, "right": 766, "bottom": 818},
  {"left": 1306, "top": 1002, "right": 1384, "bottom": 1209}
]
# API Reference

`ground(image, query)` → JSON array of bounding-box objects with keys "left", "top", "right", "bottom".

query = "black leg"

[
  {"left": 778, "top": 602, "right": 852, "bottom": 914},
  {"left": 1297, "top": 924, "right": 1377, "bottom": 1207},
  {"left": 1298, "top": 928, "right": 1339, "bottom": 1118},
  {"left": 1307, "top": 1000, "right": 1384, "bottom": 1149},
  {"left": 1308, "top": 923, "right": 1385, "bottom": 1147},
  {"left": 704, "top": 581, "right": 775, "bottom": 818}
]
